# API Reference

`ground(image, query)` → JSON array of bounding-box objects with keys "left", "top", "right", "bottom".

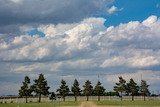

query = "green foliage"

[
  {"left": 19, "top": 76, "right": 32, "bottom": 103},
  {"left": 57, "top": 79, "right": 70, "bottom": 101},
  {"left": 83, "top": 80, "right": 93, "bottom": 101},
  {"left": 49, "top": 92, "right": 56, "bottom": 101},
  {"left": 32, "top": 74, "right": 50, "bottom": 102},
  {"left": 71, "top": 79, "right": 81, "bottom": 101},
  {"left": 140, "top": 80, "right": 150, "bottom": 101},
  {"left": 113, "top": 76, "right": 126, "bottom": 100},
  {"left": 94, "top": 81, "right": 105, "bottom": 101},
  {"left": 126, "top": 78, "right": 139, "bottom": 100},
  {"left": 104, "top": 91, "right": 118, "bottom": 96}
]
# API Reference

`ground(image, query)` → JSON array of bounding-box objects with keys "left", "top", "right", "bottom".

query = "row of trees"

[
  {"left": 19, "top": 74, "right": 50, "bottom": 103},
  {"left": 19, "top": 74, "right": 105, "bottom": 103},
  {"left": 114, "top": 77, "right": 150, "bottom": 101},
  {"left": 19, "top": 74, "right": 149, "bottom": 103}
]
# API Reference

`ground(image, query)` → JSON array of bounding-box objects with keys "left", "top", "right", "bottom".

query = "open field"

[
  {"left": 1, "top": 100, "right": 160, "bottom": 107},
  {"left": 96, "top": 100, "right": 160, "bottom": 107},
  {"left": 0, "top": 101, "right": 80, "bottom": 107}
]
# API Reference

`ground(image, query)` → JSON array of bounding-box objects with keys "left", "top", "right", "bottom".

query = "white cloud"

[
  {"left": 101, "top": 54, "right": 159, "bottom": 68},
  {"left": 142, "top": 15, "right": 157, "bottom": 27},
  {"left": 0, "top": 15, "right": 160, "bottom": 74},
  {"left": 128, "top": 55, "right": 159, "bottom": 68},
  {"left": 106, "top": 71, "right": 160, "bottom": 84},
  {"left": 107, "top": 6, "right": 118, "bottom": 14},
  {"left": 9, "top": 0, "right": 22, "bottom": 3},
  {"left": 101, "top": 57, "right": 126, "bottom": 67}
]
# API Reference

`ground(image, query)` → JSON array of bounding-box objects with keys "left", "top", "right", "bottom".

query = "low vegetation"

[
  {"left": 96, "top": 100, "right": 160, "bottom": 106},
  {"left": 0, "top": 101, "right": 80, "bottom": 107}
]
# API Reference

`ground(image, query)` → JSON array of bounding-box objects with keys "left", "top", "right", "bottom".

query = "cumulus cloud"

[
  {"left": 107, "top": 5, "right": 118, "bottom": 14},
  {"left": 1, "top": 16, "right": 160, "bottom": 66},
  {"left": 1, "top": 15, "right": 160, "bottom": 94},
  {"left": 0, "top": 0, "right": 114, "bottom": 36},
  {"left": 142, "top": 15, "right": 157, "bottom": 26}
]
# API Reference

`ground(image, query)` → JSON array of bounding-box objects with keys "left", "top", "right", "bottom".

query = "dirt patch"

[
  {"left": 79, "top": 101, "right": 97, "bottom": 107},
  {"left": 79, "top": 101, "right": 122, "bottom": 107}
]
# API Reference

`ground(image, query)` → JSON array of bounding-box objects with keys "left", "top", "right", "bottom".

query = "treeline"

[
  {"left": 19, "top": 74, "right": 150, "bottom": 103},
  {"left": 114, "top": 76, "right": 150, "bottom": 101}
]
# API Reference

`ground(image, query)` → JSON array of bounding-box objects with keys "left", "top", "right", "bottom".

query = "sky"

[{"left": 0, "top": 0, "right": 160, "bottom": 95}]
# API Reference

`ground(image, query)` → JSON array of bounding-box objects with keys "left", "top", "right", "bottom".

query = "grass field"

[
  {"left": 1, "top": 100, "right": 160, "bottom": 107},
  {"left": 96, "top": 100, "right": 160, "bottom": 106},
  {"left": 0, "top": 101, "right": 80, "bottom": 107}
]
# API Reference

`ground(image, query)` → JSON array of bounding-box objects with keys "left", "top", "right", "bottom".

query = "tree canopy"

[
  {"left": 57, "top": 79, "right": 70, "bottom": 101},
  {"left": 114, "top": 76, "right": 126, "bottom": 101},
  {"left": 126, "top": 78, "right": 139, "bottom": 101},
  {"left": 71, "top": 79, "right": 81, "bottom": 101},
  {"left": 140, "top": 80, "right": 150, "bottom": 101},
  {"left": 83, "top": 80, "right": 93, "bottom": 101},
  {"left": 32, "top": 74, "right": 50, "bottom": 103},
  {"left": 19, "top": 76, "right": 32, "bottom": 103},
  {"left": 94, "top": 81, "right": 105, "bottom": 101}
]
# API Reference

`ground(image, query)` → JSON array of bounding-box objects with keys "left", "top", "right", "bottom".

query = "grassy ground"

[
  {"left": 0, "top": 101, "right": 80, "bottom": 107},
  {"left": 1, "top": 100, "right": 160, "bottom": 107},
  {"left": 95, "top": 100, "right": 160, "bottom": 106}
]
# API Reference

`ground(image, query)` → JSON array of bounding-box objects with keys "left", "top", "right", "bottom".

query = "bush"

[{"left": 10, "top": 101, "right": 13, "bottom": 103}]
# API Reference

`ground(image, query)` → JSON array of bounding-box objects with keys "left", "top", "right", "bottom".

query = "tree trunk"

[
  {"left": 87, "top": 96, "right": 89, "bottom": 101},
  {"left": 144, "top": 94, "right": 146, "bottom": 101},
  {"left": 75, "top": 96, "right": 77, "bottom": 101},
  {"left": 120, "top": 92, "right": 122, "bottom": 101},
  {"left": 98, "top": 96, "right": 100, "bottom": 101},
  {"left": 132, "top": 95, "right": 134, "bottom": 101},
  {"left": 25, "top": 96, "right": 28, "bottom": 103},
  {"left": 63, "top": 97, "right": 65, "bottom": 102},
  {"left": 39, "top": 94, "right": 41, "bottom": 103}
]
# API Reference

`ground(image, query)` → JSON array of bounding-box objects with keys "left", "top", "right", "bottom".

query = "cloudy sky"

[{"left": 0, "top": 0, "right": 160, "bottom": 95}]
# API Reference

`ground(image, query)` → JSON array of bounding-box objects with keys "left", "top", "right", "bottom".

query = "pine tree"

[
  {"left": 140, "top": 80, "right": 149, "bottom": 101},
  {"left": 94, "top": 81, "right": 105, "bottom": 101},
  {"left": 19, "top": 76, "right": 32, "bottom": 103},
  {"left": 83, "top": 80, "right": 93, "bottom": 101},
  {"left": 32, "top": 74, "right": 50, "bottom": 103},
  {"left": 113, "top": 76, "right": 126, "bottom": 101},
  {"left": 126, "top": 78, "right": 139, "bottom": 101},
  {"left": 71, "top": 79, "right": 81, "bottom": 101},
  {"left": 57, "top": 79, "right": 70, "bottom": 102}
]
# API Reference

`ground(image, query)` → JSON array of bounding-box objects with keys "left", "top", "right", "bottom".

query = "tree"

[
  {"left": 50, "top": 92, "right": 56, "bottom": 102},
  {"left": 57, "top": 79, "right": 70, "bottom": 102},
  {"left": 126, "top": 78, "right": 139, "bottom": 101},
  {"left": 113, "top": 76, "right": 126, "bottom": 101},
  {"left": 83, "top": 80, "right": 93, "bottom": 101},
  {"left": 94, "top": 81, "right": 105, "bottom": 101},
  {"left": 19, "top": 76, "right": 32, "bottom": 103},
  {"left": 71, "top": 79, "right": 81, "bottom": 101},
  {"left": 32, "top": 74, "right": 50, "bottom": 103},
  {"left": 140, "top": 80, "right": 149, "bottom": 101}
]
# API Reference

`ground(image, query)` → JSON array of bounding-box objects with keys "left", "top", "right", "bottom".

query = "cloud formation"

[
  {"left": 106, "top": 70, "right": 160, "bottom": 84},
  {"left": 107, "top": 6, "right": 118, "bottom": 14},
  {"left": 0, "top": 0, "right": 113, "bottom": 26},
  {"left": 1, "top": 15, "right": 160, "bottom": 95},
  {"left": 1, "top": 16, "right": 160, "bottom": 64}
]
